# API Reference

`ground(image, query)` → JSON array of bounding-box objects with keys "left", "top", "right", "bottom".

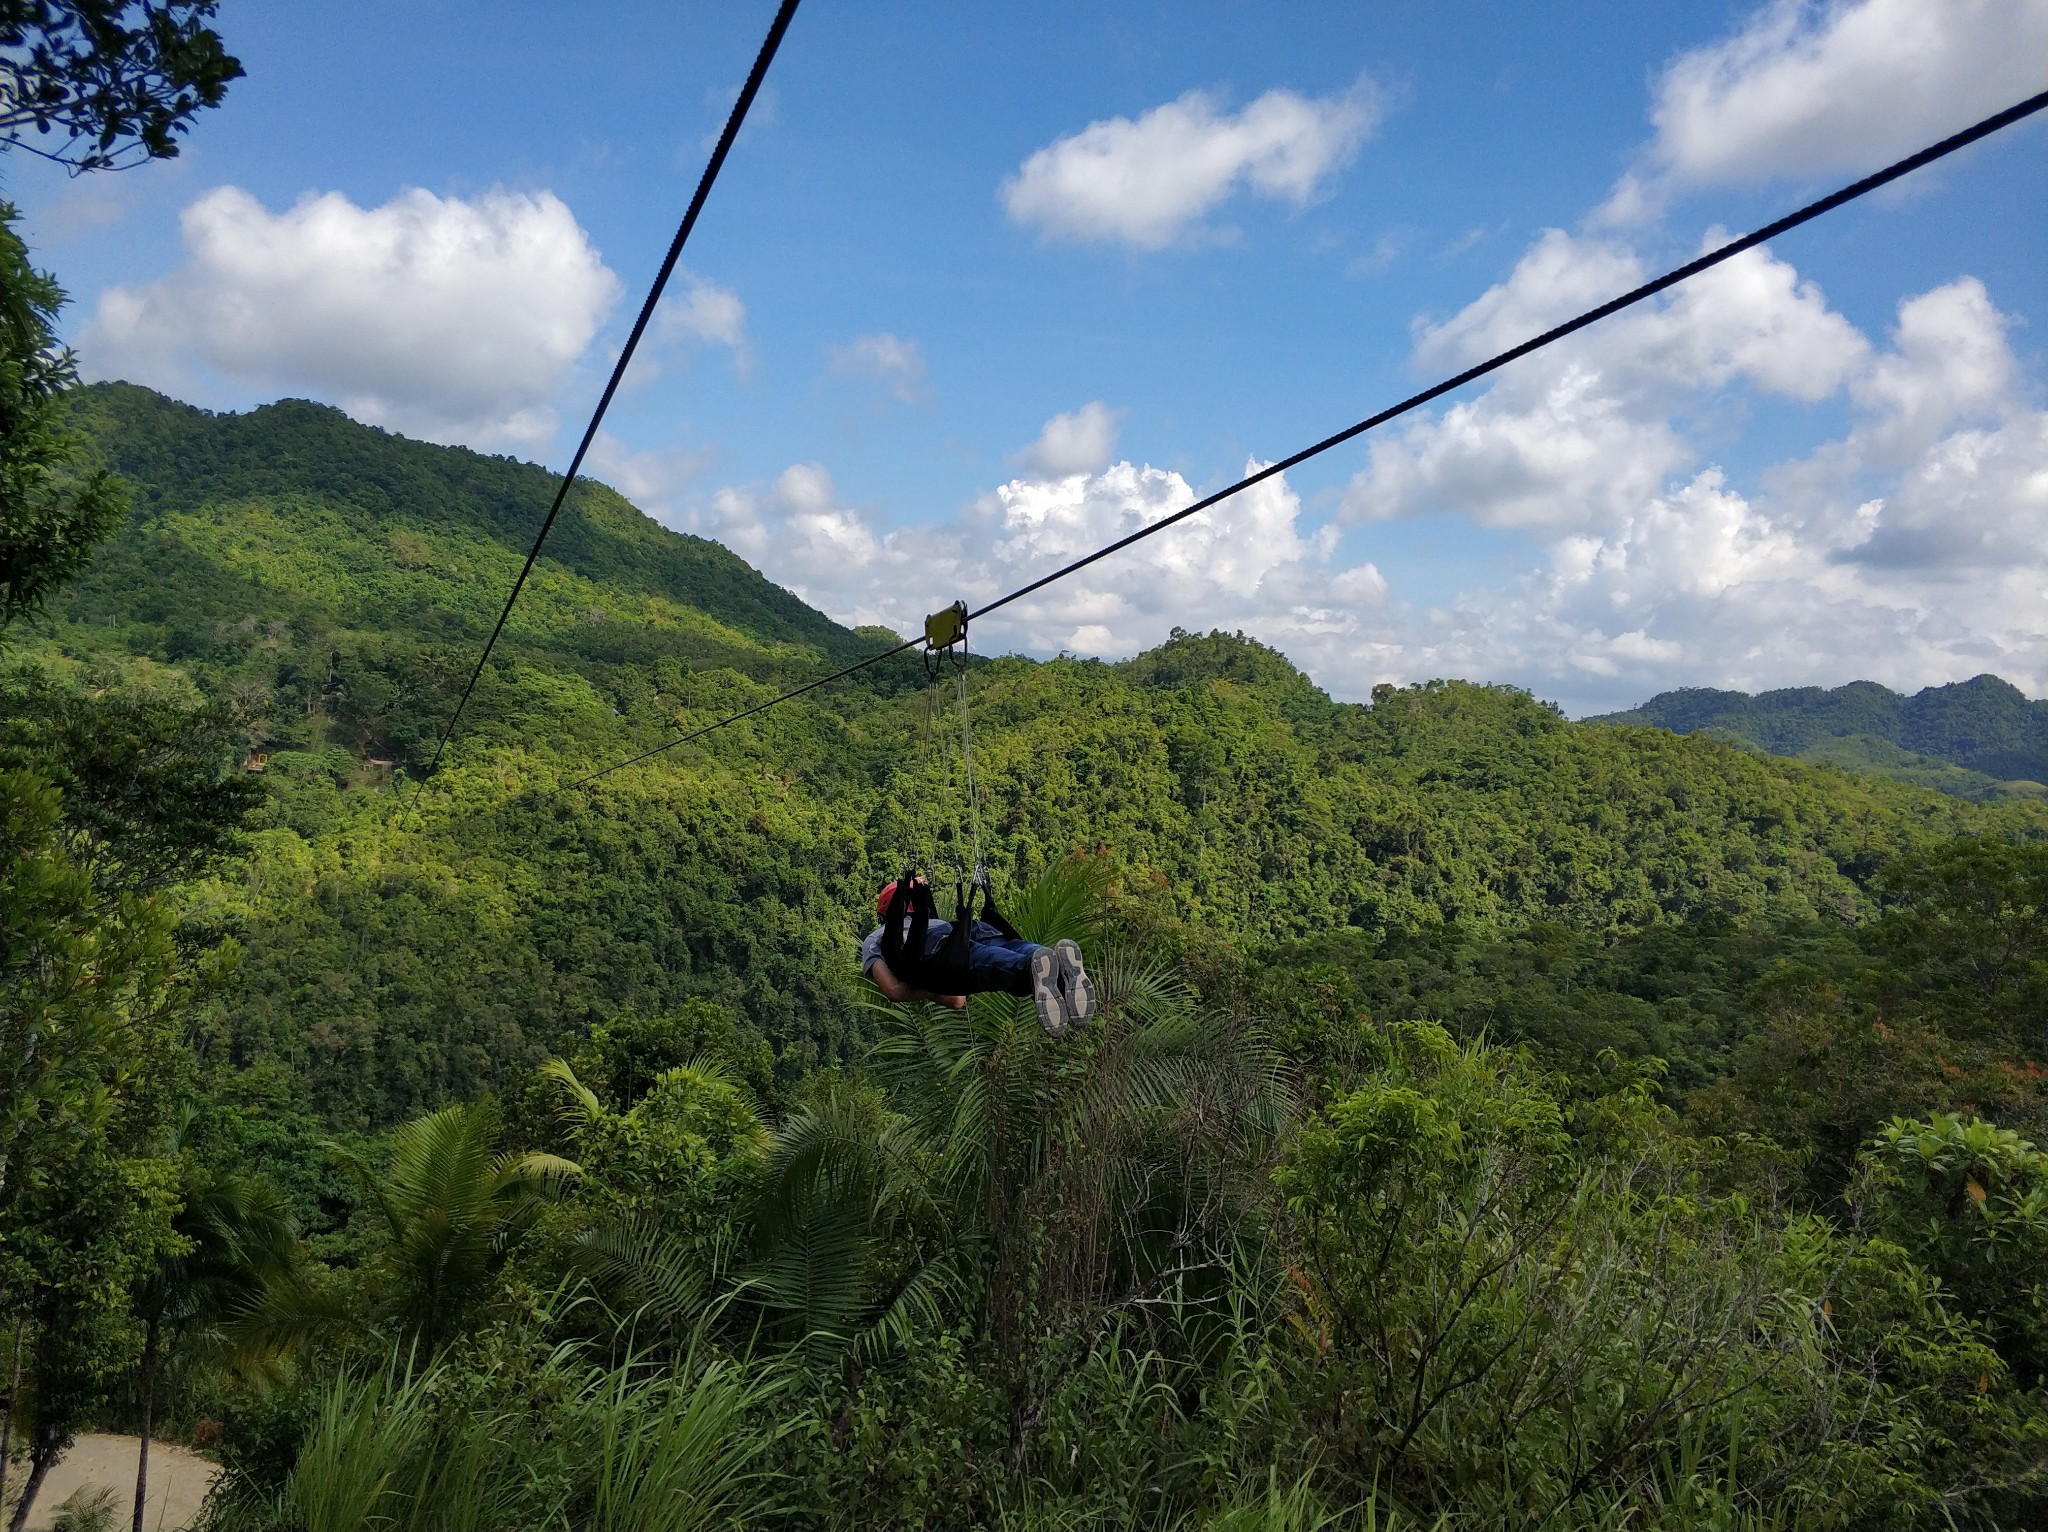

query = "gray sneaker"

[
  {"left": 1053, "top": 940, "right": 1095, "bottom": 1030},
  {"left": 1030, "top": 947, "right": 1066, "bottom": 1037}
]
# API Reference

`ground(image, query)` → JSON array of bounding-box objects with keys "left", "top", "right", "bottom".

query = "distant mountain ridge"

[
  {"left": 1594, "top": 676, "right": 2047, "bottom": 798},
  {"left": 37, "top": 384, "right": 898, "bottom": 768},
  {"left": 63, "top": 381, "right": 876, "bottom": 661}
]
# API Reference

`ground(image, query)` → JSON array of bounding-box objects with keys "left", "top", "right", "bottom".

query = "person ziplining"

[
  {"left": 857, "top": 601, "right": 1097, "bottom": 1037},
  {"left": 860, "top": 874, "right": 1095, "bottom": 1036}
]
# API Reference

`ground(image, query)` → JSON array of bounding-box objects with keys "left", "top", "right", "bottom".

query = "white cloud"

[
  {"left": 80, "top": 185, "right": 622, "bottom": 452},
  {"left": 1602, "top": 0, "right": 2048, "bottom": 219},
  {"left": 1013, "top": 402, "right": 1125, "bottom": 478},
  {"left": 698, "top": 464, "right": 885, "bottom": 600},
  {"left": 1002, "top": 79, "right": 1387, "bottom": 248},
  {"left": 827, "top": 332, "right": 927, "bottom": 402},
  {"left": 659, "top": 273, "right": 747, "bottom": 352},
  {"left": 674, "top": 455, "right": 1390, "bottom": 676},
  {"left": 1348, "top": 230, "right": 1866, "bottom": 532},
  {"left": 640, "top": 251, "right": 2037, "bottom": 716},
  {"left": 587, "top": 431, "right": 718, "bottom": 508},
  {"left": 612, "top": 222, "right": 2037, "bottom": 716},
  {"left": 1359, "top": 272, "right": 2046, "bottom": 710},
  {"left": 1849, "top": 278, "right": 2018, "bottom": 457}
]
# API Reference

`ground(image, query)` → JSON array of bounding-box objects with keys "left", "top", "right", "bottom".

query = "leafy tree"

[
  {"left": 541, "top": 1054, "right": 764, "bottom": 1240},
  {"left": 1860, "top": 1113, "right": 2048, "bottom": 1391},
  {"left": 1, "top": 1144, "right": 178, "bottom": 1532},
  {"left": 0, "top": 207, "right": 125, "bottom": 640},
  {"left": 128, "top": 1162, "right": 297, "bottom": 1532},
  {"left": 0, "top": 1, "right": 241, "bottom": 173},
  {"left": 0, "top": 671, "right": 263, "bottom": 897},
  {"left": 0, "top": 767, "right": 185, "bottom": 1522},
  {"left": 1276, "top": 1022, "right": 1793, "bottom": 1525},
  {"left": 326, "top": 1099, "right": 578, "bottom": 1354},
  {"left": 1865, "top": 835, "right": 2048, "bottom": 1049}
]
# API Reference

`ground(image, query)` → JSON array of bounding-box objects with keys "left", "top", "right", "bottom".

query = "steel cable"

[
  {"left": 405, "top": 0, "right": 803, "bottom": 814},
  {"left": 496, "top": 90, "right": 2048, "bottom": 798}
]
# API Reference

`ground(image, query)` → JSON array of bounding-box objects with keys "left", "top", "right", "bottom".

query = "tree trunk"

[
  {"left": 5, "top": 1436, "right": 57, "bottom": 1532},
  {"left": 0, "top": 1320, "right": 18, "bottom": 1525},
  {"left": 131, "top": 1320, "right": 158, "bottom": 1532}
]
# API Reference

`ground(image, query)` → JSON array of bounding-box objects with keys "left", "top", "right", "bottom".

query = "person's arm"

[{"left": 868, "top": 956, "right": 966, "bottom": 1010}]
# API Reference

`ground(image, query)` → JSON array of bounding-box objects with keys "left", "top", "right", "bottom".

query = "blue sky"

[{"left": 8, "top": 0, "right": 2045, "bottom": 713}]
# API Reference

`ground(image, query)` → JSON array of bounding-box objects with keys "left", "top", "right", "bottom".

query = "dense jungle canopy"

[{"left": 4, "top": 378, "right": 2046, "bottom": 1531}]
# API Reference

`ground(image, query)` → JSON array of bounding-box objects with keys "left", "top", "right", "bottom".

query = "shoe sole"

[
  {"left": 1031, "top": 948, "right": 1066, "bottom": 1037},
  {"left": 1054, "top": 940, "right": 1095, "bottom": 1029}
]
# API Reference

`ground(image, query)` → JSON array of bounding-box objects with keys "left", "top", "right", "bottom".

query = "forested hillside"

[
  {"left": 45, "top": 383, "right": 894, "bottom": 764},
  {"left": 18, "top": 385, "right": 2027, "bottom": 1130},
  {"left": 8, "top": 381, "right": 2047, "bottom": 1530},
  {"left": 1595, "top": 676, "right": 2048, "bottom": 801}
]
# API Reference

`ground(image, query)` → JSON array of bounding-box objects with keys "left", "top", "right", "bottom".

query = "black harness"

[
  {"left": 877, "top": 601, "right": 1027, "bottom": 995},
  {"left": 877, "top": 870, "right": 1022, "bottom": 995}
]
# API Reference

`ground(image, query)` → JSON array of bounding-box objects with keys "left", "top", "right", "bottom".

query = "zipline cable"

[
  {"left": 526, "top": 89, "right": 2048, "bottom": 799},
  {"left": 404, "top": 0, "right": 803, "bottom": 813},
  {"left": 970, "top": 89, "right": 2048, "bottom": 625},
  {"left": 558, "top": 634, "right": 921, "bottom": 790}
]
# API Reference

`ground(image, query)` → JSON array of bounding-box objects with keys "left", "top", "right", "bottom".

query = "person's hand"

[{"left": 943, "top": 993, "right": 967, "bottom": 1010}]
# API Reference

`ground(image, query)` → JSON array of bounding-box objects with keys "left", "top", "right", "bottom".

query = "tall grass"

[
  {"left": 578, "top": 1353, "right": 778, "bottom": 1532},
  {"left": 220, "top": 1342, "right": 782, "bottom": 1532}
]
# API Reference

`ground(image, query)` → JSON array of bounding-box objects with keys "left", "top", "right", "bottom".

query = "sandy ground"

[{"left": 7, "top": 1434, "right": 219, "bottom": 1532}]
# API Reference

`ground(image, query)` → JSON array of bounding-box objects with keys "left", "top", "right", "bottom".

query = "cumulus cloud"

[
  {"left": 617, "top": 214, "right": 2037, "bottom": 715},
  {"left": 80, "top": 185, "right": 622, "bottom": 451},
  {"left": 1347, "top": 230, "right": 1867, "bottom": 531},
  {"left": 1002, "top": 79, "right": 1387, "bottom": 248},
  {"left": 641, "top": 245, "right": 2037, "bottom": 715},
  {"left": 1012, "top": 402, "right": 1125, "bottom": 479},
  {"left": 587, "top": 431, "right": 719, "bottom": 509},
  {"left": 827, "top": 332, "right": 927, "bottom": 402},
  {"left": 674, "top": 453, "right": 1390, "bottom": 675},
  {"left": 658, "top": 273, "right": 747, "bottom": 352},
  {"left": 701, "top": 464, "right": 885, "bottom": 598},
  {"left": 1602, "top": 0, "right": 2048, "bottom": 219},
  {"left": 1342, "top": 250, "right": 2045, "bottom": 709}
]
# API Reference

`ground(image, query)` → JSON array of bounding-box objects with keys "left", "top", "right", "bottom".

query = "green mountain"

[
  {"left": 15, "top": 384, "right": 2042, "bottom": 1130},
  {"left": 46, "top": 382, "right": 898, "bottom": 770},
  {"left": 1593, "top": 676, "right": 2048, "bottom": 799}
]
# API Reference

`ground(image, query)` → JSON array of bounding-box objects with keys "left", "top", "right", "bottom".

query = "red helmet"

[{"left": 876, "top": 879, "right": 900, "bottom": 920}]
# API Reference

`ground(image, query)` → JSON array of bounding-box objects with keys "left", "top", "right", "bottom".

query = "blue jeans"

[{"left": 962, "top": 924, "right": 1041, "bottom": 996}]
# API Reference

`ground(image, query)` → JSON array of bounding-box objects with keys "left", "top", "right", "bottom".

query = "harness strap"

[{"left": 954, "top": 658, "right": 985, "bottom": 881}]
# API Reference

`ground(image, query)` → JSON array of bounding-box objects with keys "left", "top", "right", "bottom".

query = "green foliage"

[
  {"left": 0, "top": 206, "right": 126, "bottom": 639},
  {"left": 9, "top": 383, "right": 2047, "bottom": 1530},
  {"left": 212, "top": 1345, "right": 782, "bottom": 1532},
  {"left": 1867, "top": 835, "right": 2047, "bottom": 1040},
  {"left": 183, "top": 878, "right": 2048, "bottom": 1531},
  {"left": 14, "top": 384, "right": 2037, "bottom": 1133},
  {"left": 0, "top": 668, "right": 263, "bottom": 895},
  {"left": 47, "top": 1484, "right": 118, "bottom": 1532},
  {"left": 540, "top": 1054, "right": 763, "bottom": 1237},
  {"left": 1686, "top": 836, "right": 2048, "bottom": 1193},
  {"left": 1, "top": 1144, "right": 180, "bottom": 1531},
  {"left": 0, "top": 1, "right": 241, "bottom": 172},
  {"left": 1862, "top": 1113, "right": 2048, "bottom": 1390},
  {"left": 321, "top": 1098, "right": 579, "bottom": 1354},
  {"left": 1278, "top": 1024, "right": 1769, "bottom": 1523}
]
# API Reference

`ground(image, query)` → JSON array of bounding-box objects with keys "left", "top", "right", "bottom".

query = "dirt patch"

[{"left": 7, "top": 1434, "right": 219, "bottom": 1531}]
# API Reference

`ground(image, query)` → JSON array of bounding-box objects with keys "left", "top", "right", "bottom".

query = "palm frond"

[
  {"left": 539, "top": 1055, "right": 605, "bottom": 1127},
  {"left": 1002, "top": 856, "right": 1115, "bottom": 947},
  {"left": 851, "top": 1248, "right": 977, "bottom": 1365},
  {"left": 746, "top": 1196, "right": 875, "bottom": 1367},
  {"left": 568, "top": 1216, "right": 712, "bottom": 1340}
]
